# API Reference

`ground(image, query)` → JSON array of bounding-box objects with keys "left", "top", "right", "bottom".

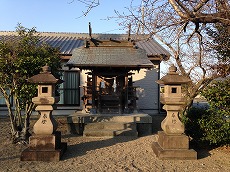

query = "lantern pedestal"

[
  {"left": 21, "top": 131, "right": 67, "bottom": 161},
  {"left": 152, "top": 131, "right": 197, "bottom": 160},
  {"left": 33, "top": 105, "right": 58, "bottom": 135},
  {"left": 161, "top": 105, "right": 185, "bottom": 135}
]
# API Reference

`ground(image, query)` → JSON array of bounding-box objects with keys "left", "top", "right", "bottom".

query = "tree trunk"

[
  {"left": 22, "top": 102, "right": 35, "bottom": 142},
  {"left": 6, "top": 96, "right": 17, "bottom": 136},
  {"left": 0, "top": 88, "right": 17, "bottom": 136}
]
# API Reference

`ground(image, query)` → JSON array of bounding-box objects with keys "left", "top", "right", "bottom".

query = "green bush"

[
  {"left": 183, "top": 79, "right": 230, "bottom": 147},
  {"left": 199, "top": 109, "right": 229, "bottom": 146},
  {"left": 183, "top": 106, "right": 229, "bottom": 147},
  {"left": 182, "top": 107, "right": 208, "bottom": 145}
]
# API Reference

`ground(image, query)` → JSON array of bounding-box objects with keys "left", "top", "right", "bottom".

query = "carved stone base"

[
  {"left": 152, "top": 131, "right": 197, "bottom": 160},
  {"left": 21, "top": 131, "right": 67, "bottom": 161}
]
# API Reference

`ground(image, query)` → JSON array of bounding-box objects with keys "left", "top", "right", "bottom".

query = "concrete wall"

[{"left": 133, "top": 69, "right": 160, "bottom": 114}]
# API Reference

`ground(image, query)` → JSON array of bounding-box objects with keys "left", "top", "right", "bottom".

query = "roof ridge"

[
  {"left": 0, "top": 31, "right": 149, "bottom": 40},
  {"left": 0, "top": 31, "right": 18, "bottom": 35}
]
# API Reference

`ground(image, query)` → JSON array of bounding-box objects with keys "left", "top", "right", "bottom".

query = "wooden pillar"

[
  {"left": 124, "top": 74, "right": 129, "bottom": 113},
  {"left": 90, "top": 71, "right": 97, "bottom": 114},
  {"left": 133, "top": 87, "right": 138, "bottom": 113},
  {"left": 98, "top": 85, "right": 102, "bottom": 114}
]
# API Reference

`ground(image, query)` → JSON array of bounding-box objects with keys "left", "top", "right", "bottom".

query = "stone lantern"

[
  {"left": 21, "top": 65, "right": 67, "bottom": 161},
  {"left": 28, "top": 65, "right": 62, "bottom": 135},
  {"left": 152, "top": 65, "right": 197, "bottom": 160},
  {"left": 157, "top": 65, "right": 190, "bottom": 134}
]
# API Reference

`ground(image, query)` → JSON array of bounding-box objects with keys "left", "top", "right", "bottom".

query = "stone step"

[
  {"left": 67, "top": 113, "right": 153, "bottom": 136},
  {"left": 84, "top": 122, "right": 136, "bottom": 130},
  {"left": 83, "top": 121, "right": 138, "bottom": 137},
  {"left": 68, "top": 113, "right": 152, "bottom": 123},
  {"left": 83, "top": 128, "right": 138, "bottom": 137}
]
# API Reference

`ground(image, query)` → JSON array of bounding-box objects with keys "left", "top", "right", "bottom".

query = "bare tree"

[
  {"left": 73, "top": 0, "right": 230, "bottom": 33},
  {"left": 71, "top": 0, "right": 229, "bottom": 111},
  {"left": 111, "top": 0, "right": 229, "bottom": 110},
  {"left": 168, "top": 0, "right": 230, "bottom": 32}
]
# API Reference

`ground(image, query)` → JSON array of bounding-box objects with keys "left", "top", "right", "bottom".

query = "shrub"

[
  {"left": 198, "top": 109, "right": 229, "bottom": 146},
  {"left": 183, "top": 106, "right": 229, "bottom": 147},
  {"left": 182, "top": 107, "right": 208, "bottom": 145},
  {"left": 183, "top": 78, "right": 230, "bottom": 147}
]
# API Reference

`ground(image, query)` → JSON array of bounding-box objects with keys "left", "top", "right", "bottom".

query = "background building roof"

[{"left": 0, "top": 31, "right": 170, "bottom": 59}]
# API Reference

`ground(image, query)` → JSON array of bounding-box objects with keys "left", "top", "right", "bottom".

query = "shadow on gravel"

[
  {"left": 61, "top": 136, "right": 137, "bottom": 160},
  {"left": 0, "top": 155, "right": 20, "bottom": 161},
  {"left": 189, "top": 142, "right": 212, "bottom": 159},
  {"left": 196, "top": 149, "right": 212, "bottom": 159}
]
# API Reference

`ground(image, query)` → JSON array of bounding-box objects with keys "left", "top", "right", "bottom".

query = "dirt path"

[{"left": 0, "top": 118, "right": 229, "bottom": 172}]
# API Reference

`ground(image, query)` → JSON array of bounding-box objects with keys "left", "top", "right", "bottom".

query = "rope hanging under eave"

[
  {"left": 99, "top": 76, "right": 117, "bottom": 92},
  {"left": 112, "top": 77, "right": 117, "bottom": 92}
]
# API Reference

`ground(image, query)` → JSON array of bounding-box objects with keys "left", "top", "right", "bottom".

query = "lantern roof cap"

[
  {"left": 27, "top": 65, "right": 63, "bottom": 84},
  {"left": 156, "top": 65, "right": 191, "bottom": 85}
]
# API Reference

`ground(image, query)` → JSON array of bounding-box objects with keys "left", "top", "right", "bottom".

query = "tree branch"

[
  {"left": 76, "top": 0, "right": 100, "bottom": 17},
  {"left": 168, "top": 0, "right": 190, "bottom": 19},
  {"left": 169, "top": 0, "right": 230, "bottom": 31},
  {"left": 194, "top": 0, "right": 210, "bottom": 12}
]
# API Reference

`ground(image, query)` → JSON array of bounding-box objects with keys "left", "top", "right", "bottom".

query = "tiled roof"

[
  {"left": 66, "top": 39, "right": 153, "bottom": 69},
  {"left": 136, "top": 39, "right": 170, "bottom": 58},
  {"left": 38, "top": 36, "right": 84, "bottom": 55},
  {"left": 0, "top": 31, "right": 170, "bottom": 58},
  {"left": 67, "top": 46, "right": 153, "bottom": 69}
]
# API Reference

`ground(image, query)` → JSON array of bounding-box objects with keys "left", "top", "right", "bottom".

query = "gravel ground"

[{"left": 0, "top": 117, "right": 229, "bottom": 172}]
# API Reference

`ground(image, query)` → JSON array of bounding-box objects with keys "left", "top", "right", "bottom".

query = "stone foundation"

[
  {"left": 152, "top": 131, "right": 197, "bottom": 160},
  {"left": 21, "top": 131, "right": 67, "bottom": 161}
]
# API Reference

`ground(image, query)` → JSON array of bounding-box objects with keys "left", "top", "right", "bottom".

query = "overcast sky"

[{"left": 0, "top": 0, "right": 138, "bottom": 33}]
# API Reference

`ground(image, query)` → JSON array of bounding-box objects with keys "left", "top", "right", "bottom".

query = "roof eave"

[{"left": 66, "top": 63, "right": 153, "bottom": 70}]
